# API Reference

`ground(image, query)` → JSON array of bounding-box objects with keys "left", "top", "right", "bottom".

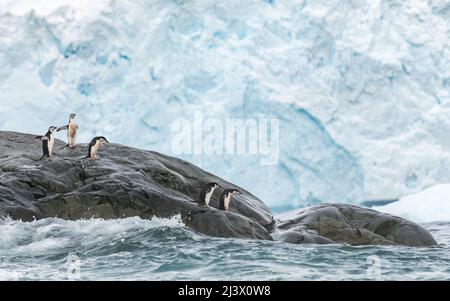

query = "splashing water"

[{"left": 0, "top": 216, "right": 448, "bottom": 281}]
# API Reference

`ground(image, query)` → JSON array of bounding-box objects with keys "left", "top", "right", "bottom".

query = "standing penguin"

[
  {"left": 198, "top": 182, "right": 219, "bottom": 207},
  {"left": 219, "top": 189, "right": 240, "bottom": 211},
  {"left": 35, "top": 126, "right": 58, "bottom": 159},
  {"left": 85, "top": 136, "right": 109, "bottom": 160},
  {"left": 57, "top": 113, "right": 78, "bottom": 148}
]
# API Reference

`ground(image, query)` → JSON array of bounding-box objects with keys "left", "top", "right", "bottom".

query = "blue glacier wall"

[{"left": 0, "top": 0, "right": 449, "bottom": 208}]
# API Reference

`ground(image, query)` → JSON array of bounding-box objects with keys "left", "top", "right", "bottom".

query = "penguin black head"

[
  {"left": 69, "top": 113, "right": 76, "bottom": 119},
  {"left": 48, "top": 126, "right": 58, "bottom": 133},
  {"left": 226, "top": 189, "right": 240, "bottom": 196},
  {"left": 206, "top": 182, "right": 219, "bottom": 190},
  {"left": 88, "top": 136, "right": 109, "bottom": 148},
  {"left": 98, "top": 136, "right": 109, "bottom": 144}
]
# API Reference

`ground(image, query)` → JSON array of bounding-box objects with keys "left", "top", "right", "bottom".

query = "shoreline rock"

[
  {"left": 0, "top": 131, "right": 437, "bottom": 246},
  {"left": 273, "top": 204, "right": 437, "bottom": 247}
]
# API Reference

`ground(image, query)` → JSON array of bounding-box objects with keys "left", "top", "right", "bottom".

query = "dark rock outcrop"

[
  {"left": 0, "top": 131, "right": 437, "bottom": 247},
  {"left": 0, "top": 131, "right": 272, "bottom": 240},
  {"left": 273, "top": 204, "right": 437, "bottom": 247}
]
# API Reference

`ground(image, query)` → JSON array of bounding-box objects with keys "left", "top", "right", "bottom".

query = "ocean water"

[{"left": 0, "top": 216, "right": 449, "bottom": 281}]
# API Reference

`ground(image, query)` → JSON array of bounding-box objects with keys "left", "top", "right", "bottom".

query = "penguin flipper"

[{"left": 57, "top": 125, "right": 68, "bottom": 132}]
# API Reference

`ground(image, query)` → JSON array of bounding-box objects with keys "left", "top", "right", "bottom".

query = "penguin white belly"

[
  {"left": 224, "top": 195, "right": 232, "bottom": 211},
  {"left": 48, "top": 136, "right": 55, "bottom": 156},
  {"left": 91, "top": 142, "right": 101, "bottom": 159},
  {"left": 205, "top": 188, "right": 215, "bottom": 206},
  {"left": 68, "top": 123, "right": 77, "bottom": 146}
]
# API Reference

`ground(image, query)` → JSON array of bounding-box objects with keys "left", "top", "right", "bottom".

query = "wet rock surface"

[
  {"left": 0, "top": 131, "right": 272, "bottom": 240},
  {"left": 273, "top": 204, "right": 437, "bottom": 246},
  {"left": 0, "top": 131, "right": 437, "bottom": 246}
]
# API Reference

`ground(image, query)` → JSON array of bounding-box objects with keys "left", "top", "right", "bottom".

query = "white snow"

[
  {"left": 0, "top": 0, "right": 449, "bottom": 208},
  {"left": 374, "top": 184, "right": 450, "bottom": 223},
  {"left": 0, "top": 0, "right": 108, "bottom": 19}
]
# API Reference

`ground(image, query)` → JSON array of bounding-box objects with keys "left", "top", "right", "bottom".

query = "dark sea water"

[{"left": 0, "top": 216, "right": 449, "bottom": 280}]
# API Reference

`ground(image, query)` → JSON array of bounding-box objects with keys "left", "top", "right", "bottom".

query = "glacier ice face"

[{"left": 0, "top": 0, "right": 449, "bottom": 209}]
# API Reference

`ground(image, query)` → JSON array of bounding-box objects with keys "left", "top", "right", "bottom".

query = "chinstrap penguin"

[
  {"left": 219, "top": 189, "right": 240, "bottom": 211},
  {"left": 57, "top": 113, "right": 78, "bottom": 148},
  {"left": 35, "top": 126, "right": 58, "bottom": 159},
  {"left": 198, "top": 182, "right": 219, "bottom": 207},
  {"left": 85, "top": 136, "right": 109, "bottom": 160}
]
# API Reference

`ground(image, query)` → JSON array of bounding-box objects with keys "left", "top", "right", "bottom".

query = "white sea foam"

[
  {"left": 0, "top": 215, "right": 184, "bottom": 252},
  {"left": 0, "top": 215, "right": 448, "bottom": 280}
]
